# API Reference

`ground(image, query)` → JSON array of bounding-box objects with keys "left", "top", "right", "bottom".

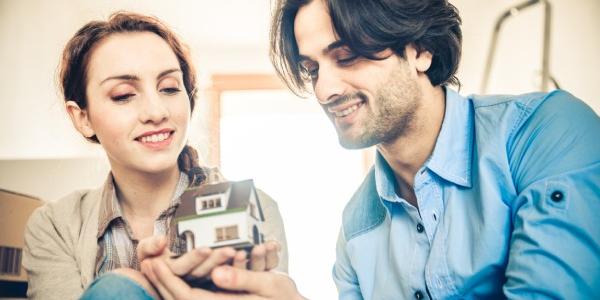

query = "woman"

[{"left": 23, "top": 12, "right": 287, "bottom": 299}]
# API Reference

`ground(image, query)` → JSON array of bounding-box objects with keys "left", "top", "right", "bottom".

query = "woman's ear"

[
  {"left": 65, "top": 101, "right": 95, "bottom": 138},
  {"left": 405, "top": 44, "right": 433, "bottom": 73}
]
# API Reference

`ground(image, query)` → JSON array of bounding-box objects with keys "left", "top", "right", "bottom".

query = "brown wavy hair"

[{"left": 58, "top": 11, "right": 206, "bottom": 186}]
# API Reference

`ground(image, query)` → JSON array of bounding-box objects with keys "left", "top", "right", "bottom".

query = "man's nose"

[{"left": 314, "top": 65, "right": 347, "bottom": 105}]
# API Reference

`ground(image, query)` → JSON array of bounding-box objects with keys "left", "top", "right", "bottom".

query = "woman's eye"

[
  {"left": 111, "top": 93, "right": 135, "bottom": 102},
  {"left": 161, "top": 87, "right": 181, "bottom": 95}
]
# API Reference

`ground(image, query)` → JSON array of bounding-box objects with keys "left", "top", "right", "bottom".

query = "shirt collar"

[
  {"left": 373, "top": 88, "right": 473, "bottom": 201},
  {"left": 374, "top": 151, "right": 401, "bottom": 202},
  {"left": 96, "top": 171, "right": 190, "bottom": 239},
  {"left": 427, "top": 88, "right": 473, "bottom": 188}
]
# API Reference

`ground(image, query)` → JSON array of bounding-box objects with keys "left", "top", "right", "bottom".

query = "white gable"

[{"left": 247, "top": 186, "right": 259, "bottom": 220}]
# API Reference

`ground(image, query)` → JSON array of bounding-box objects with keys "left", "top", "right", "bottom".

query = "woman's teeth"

[
  {"left": 140, "top": 132, "right": 170, "bottom": 143},
  {"left": 335, "top": 102, "right": 363, "bottom": 117}
]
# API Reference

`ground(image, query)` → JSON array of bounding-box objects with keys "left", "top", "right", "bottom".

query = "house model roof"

[{"left": 174, "top": 179, "right": 265, "bottom": 220}]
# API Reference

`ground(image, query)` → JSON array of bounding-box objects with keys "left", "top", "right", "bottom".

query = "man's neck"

[
  {"left": 110, "top": 163, "right": 181, "bottom": 222},
  {"left": 378, "top": 85, "right": 446, "bottom": 206}
]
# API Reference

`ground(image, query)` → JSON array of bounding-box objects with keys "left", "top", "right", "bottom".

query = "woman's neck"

[{"left": 110, "top": 163, "right": 181, "bottom": 221}]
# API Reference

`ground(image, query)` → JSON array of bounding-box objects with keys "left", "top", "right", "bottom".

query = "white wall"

[
  {"left": 0, "top": 158, "right": 110, "bottom": 202},
  {"left": 455, "top": 0, "right": 600, "bottom": 113}
]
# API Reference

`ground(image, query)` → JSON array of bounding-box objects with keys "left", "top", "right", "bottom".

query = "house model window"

[
  {"left": 216, "top": 225, "right": 239, "bottom": 242},
  {"left": 199, "top": 196, "right": 223, "bottom": 210}
]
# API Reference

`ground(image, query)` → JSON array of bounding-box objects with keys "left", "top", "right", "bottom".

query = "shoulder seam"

[{"left": 345, "top": 211, "right": 386, "bottom": 241}]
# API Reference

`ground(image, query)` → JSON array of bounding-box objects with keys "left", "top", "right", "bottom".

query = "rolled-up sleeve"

[{"left": 504, "top": 91, "right": 600, "bottom": 298}]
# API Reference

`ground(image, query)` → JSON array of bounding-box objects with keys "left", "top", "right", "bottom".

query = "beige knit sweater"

[{"left": 23, "top": 182, "right": 288, "bottom": 300}]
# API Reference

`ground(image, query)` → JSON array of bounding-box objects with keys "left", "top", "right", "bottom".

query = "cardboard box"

[{"left": 0, "top": 188, "right": 42, "bottom": 283}]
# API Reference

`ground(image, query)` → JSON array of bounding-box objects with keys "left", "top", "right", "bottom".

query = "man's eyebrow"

[
  {"left": 324, "top": 40, "right": 346, "bottom": 54},
  {"left": 100, "top": 68, "right": 181, "bottom": 86},
  {"left": 297, "top": 40, "right": 348, "bottom": 63}
]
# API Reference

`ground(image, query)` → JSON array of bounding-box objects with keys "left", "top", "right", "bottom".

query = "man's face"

[{"left": 294, "top": 0, "right": 422, "bottom": 149}]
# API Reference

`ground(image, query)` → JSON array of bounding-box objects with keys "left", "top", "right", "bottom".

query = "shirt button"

[
  {"left": 414, "top": 290, "right": 424, "bottom": 299},
  {"left": 551, "top": 191, "right": 564, "bottom": 202},
  {"left": 416, "top": 223, "right": 425, "bottom": 233}
]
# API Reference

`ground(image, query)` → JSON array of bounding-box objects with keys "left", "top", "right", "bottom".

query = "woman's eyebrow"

[
  {"left": 100, "top": 68, "right": 182, "bottom": 86},
  {"left": 100, "top": 74, "right": 139, "bottom": 85},
  {"left": 157, "top": 68, "right": 182, "bottom": 80}
]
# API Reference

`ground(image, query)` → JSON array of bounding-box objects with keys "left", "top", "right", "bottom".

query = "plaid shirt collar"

[{"left": 96, "top": 172, "right": 190, "bottom": 239}]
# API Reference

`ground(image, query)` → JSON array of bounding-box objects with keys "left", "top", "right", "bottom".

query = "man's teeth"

[
  {"left": 334, "top": 102, "right": 362, "bottom": 117},
  {"left": 140, "top": 132, "right": 170, "bottom": 143}
]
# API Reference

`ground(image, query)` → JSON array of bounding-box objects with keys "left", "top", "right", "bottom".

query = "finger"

[
  {"left": 143, "top": 258, "right": 175, "bottom": 300},
  {"left": 137, "top": 235, "right": 168, "bottom": 261},
  {"left": 264, "top": 241, "right": 280, "bottom": 271},
  {"left": 211, "top": 265, "right": 293, "bottom": 295},
  {"left": 249, "top": 245, "right": 266, "bottom": 271},
  {"left": 153, "top": 256, "right": 218, "bottom": 299},
  {"left": 189, "top": 247, "right": 236, "bottom": 277},
  {"left": 232, "top": 250, "right": 248, "bottom": 269},
  {"left": 167, "top": 247, "right": 212, "bottom": 276}
]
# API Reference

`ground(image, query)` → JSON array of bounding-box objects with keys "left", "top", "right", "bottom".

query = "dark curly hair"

[{"left": 270, "top": 0, "right": 462, "bottom": 96}]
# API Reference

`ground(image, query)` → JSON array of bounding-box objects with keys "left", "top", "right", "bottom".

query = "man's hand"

[
  {"left": 211, "top": 265, "right": 306, "bottom": 300},
  {"left": 142, "top": 260, "right": 305, "bottom": 300}
]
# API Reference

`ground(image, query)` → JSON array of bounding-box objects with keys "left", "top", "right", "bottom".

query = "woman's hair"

[
  {"left": 270, "top": 0, "right": 462, "bottom": 96},
  {"left": 59, "top": 11, "right": 206, "bottom": 186}
]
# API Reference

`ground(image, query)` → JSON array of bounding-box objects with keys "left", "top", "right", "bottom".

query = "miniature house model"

[{"left": 174, "top": 179, "right": 265, "bottom": 252}]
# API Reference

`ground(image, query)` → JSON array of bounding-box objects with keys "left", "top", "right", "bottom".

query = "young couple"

[{"left": 25, "top": 0, "right": 600, "bottom": 299}]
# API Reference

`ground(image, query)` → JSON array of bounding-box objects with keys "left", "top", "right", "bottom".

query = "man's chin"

[{"left": 338, "top": 134, "right": 377, "bottom": 150}]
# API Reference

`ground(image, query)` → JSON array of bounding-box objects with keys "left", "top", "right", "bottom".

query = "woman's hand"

[{"left": 137, "top": 236, "right": 282, "bottom": 299}]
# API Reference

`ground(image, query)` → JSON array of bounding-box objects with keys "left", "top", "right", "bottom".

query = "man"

[{"left": 142, "top": 0, "right": 600, "bottom": 299}]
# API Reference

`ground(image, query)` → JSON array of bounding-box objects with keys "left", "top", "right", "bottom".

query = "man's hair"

[{"left": 270, "top": 0, "right": 462, "bottom": 96}]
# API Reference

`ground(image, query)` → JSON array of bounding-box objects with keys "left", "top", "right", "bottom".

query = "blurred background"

[{"left": 0, "top": 0, "right": 599, "bottom": 298}]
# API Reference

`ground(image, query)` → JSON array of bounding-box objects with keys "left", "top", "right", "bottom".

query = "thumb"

[
  {"left": 211, "top": 266, "right": 270, "bottom": 293},
  {"left": 137, "top": 235, "right": 167, "bottom": 261},
  {"left": 211, "top": 266, "right": 297, "bottom": 297}
]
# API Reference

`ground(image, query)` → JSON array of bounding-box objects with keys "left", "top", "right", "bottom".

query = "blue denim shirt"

[{"left": 333, "top": 89, "right": 600, "bottom": 299}]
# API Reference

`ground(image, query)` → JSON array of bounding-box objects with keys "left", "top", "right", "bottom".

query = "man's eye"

[
  {"left": 300, "top": 63, "right": 319, "bottom": 82},
  {"left": 111, "top": 93, "right": 135, "bottom": 102},
  {"left": 307, "top": 67, "right": 319, "bottom": 80},
  {"left": 337, "top": 55, "right": 358, "bottom": 66},
  {"left": 161, "top": 87, "right": 181, "bottom": 95}
]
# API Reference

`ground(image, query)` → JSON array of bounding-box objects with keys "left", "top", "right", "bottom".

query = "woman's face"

[{"left": 82, "top": 32, "right": 191, "bottom": 175}]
